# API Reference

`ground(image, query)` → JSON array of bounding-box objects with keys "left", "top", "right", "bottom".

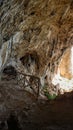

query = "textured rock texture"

[
  {"left": 0, "top": 0, "right": 73, "bottom": 95},
  {"left": 52, "top": 47, "right": 73, "bottom": 94},
  {"left": 0, "top": 0, "right": 73, "bottom": 129}
]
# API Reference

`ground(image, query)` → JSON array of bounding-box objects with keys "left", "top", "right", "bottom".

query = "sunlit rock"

[
  {"left": 52, "top": 47, "right": 73, "bottom": 94},
  {"left": 0, "top": 40, "right": 12, "bottom": 76}
]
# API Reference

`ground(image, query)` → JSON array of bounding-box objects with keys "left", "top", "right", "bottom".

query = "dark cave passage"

[{"left": 7, "top": 115, "right": 21, "bottom": 130}]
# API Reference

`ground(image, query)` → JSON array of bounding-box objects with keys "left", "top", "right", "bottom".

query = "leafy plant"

[{"left": 44, "top": 91, "right": 57, "bottom": 100}]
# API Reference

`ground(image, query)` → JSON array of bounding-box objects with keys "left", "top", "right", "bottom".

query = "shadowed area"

[{"left": 0, "top": 79, "right": 73, "bottom": 130}]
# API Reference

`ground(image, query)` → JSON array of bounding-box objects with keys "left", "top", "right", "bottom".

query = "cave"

[
  {"left": 20, "top": 51, "right": 39, "bottom": 74},
  {"left": 52, "top": 46, "right": 73, "bottom": 94},
  {"left": 0, "top": 0, "right": 73, "bottom": 130},
  {"left": 2, "top": 65, "right": 17, "bottom": 80},
  {"left": 7, "top": 115, "right": 21, "bottom": 130}
]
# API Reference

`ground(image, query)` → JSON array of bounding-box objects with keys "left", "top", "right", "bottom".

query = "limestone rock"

[
  {"left": 0, "top": 0, "right": 73, "bottom": 96},
  {"left": 52, "top": 47, "right": 73, "bottom": 94},
  {"left": 0, "top": 0, "right": 73, "bottom": 128}
]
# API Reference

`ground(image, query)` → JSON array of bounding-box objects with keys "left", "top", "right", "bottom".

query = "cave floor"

[
  {"left": 21, "top": 99, "right": 73, "bottom": 130},
  {"left": 0, "top": 80, "right": 73, "bottom": 130}
]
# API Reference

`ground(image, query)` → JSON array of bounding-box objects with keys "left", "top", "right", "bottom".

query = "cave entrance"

[
  {"left": 52, "top": 47, "right": 73, "bottom": 94},
  {"left": 7, "top": 115, "right": 21, "bottom": 130},
  {"left": 20, "top": 51, "right": 39, "bottom": 74},
  {"left": 2, "top": 65, "right": 17, "bottom": 80}
]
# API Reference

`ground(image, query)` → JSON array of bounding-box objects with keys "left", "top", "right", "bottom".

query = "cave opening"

[
  {"left": 7, "top": 115, "right": 21, "bottom": 130},
  {"left": 20, "top": 51, "right": 39, "bottom": 74},
  {"left": 2, "top": 65, "right": 17, "bottom": 80},
  {"left": 52, "top": 47, "right": 73, "bottom": 94}
]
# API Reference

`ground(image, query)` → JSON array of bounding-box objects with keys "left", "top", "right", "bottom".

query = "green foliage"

[
  {"left": 44, "top": 91, "right": 57, "bottom": 100},
  {"left": 42, "top": 84, "right": 57, "bottom": 100}
]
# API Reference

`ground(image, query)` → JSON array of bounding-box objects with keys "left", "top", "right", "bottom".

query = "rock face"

[
  {"left": 52, "top": 47, "right": 73, "bottom": 94},
  {"left": 0, "top": 0, "right": 73, "bottom": 95},
  {"left": 0, "top": 0, "right": 73, "bottom": 129}
]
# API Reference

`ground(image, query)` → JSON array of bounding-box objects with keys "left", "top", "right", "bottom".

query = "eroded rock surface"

[
  {"left": 0, "top": 0, "right": 73, "bottom": 95},
  {"left": 0, "top": 1, "right": 73, "bottom": 126}
]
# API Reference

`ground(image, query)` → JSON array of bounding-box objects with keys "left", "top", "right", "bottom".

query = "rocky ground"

[{"left": 0, "top": 76, "right": 73, "bottom": 130}]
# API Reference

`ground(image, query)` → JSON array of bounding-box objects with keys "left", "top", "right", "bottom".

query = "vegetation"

[
  {"left": 43, "top": 85, "right": 57, "bottom": 100},
  {"left": 44, "top": 91, "right": 57, "bottom": 100}
]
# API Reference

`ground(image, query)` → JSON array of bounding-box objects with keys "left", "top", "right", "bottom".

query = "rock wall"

[{"left": 0, "top": 0, "right": 73, "bottom": 95}]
